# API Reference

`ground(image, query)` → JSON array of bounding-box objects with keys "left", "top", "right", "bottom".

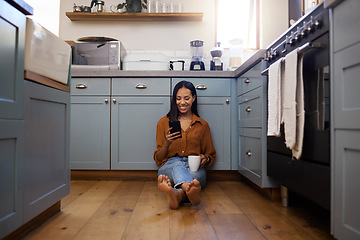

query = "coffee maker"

[
  {"left": 190, "top": 40, "right": 205, "bottom": 71},
  {"left": 210, "top": 42, "right": 223, "bottom": 71}
]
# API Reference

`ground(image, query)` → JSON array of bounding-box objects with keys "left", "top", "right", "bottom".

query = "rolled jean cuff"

[{"left": 158, "top": 156, "right": 207, "bottom": 189}]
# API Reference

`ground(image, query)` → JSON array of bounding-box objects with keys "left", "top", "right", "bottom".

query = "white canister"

[{"left": 229, "top": 38, "right": 243, "bottom": 69}]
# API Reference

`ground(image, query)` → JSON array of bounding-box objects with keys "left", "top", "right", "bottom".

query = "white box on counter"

[{"left": 123, "top": 52, "right": 170, "bottom": 71}]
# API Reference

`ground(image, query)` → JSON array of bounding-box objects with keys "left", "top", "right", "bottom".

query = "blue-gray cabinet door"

[
  {"left": 0, "top": 120, "right": 24, "bottom": 239},
  {"left": 333, "top": 130, "right": 360, "bottom": 240},
  {"left": 23, "top": 81, "right": 70, "bottom": 223},
  {"left": 197, "top": 97, "right": 231, "bottom": 170},
  {"left": 333, "top": 42, "right": 360, "bottom": 129},
  {"left": 70, "top": 96, "right": 111, "bottom": 170},
  {"left": 111, "top": 96, "right": 170, "bottom": 170},
  {"left": 332, "top": 35, "right": 360, "bottom": 239},
  {"left": 0, "top": 1, "right": 25, "bottom": 120}
]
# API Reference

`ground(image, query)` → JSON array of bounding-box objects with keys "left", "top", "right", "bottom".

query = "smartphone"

[{"left": 169, "top": 120, "right": 182, "bottom": 138}]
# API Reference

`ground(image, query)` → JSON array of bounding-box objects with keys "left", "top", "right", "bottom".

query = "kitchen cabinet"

[
  {"left": 23, "top": 80, "right": 70, "bottom": 223},
  {"left": 1, "top": 2, "right": 69, "bottom": 238},
  {"left": 331, "top": 0, "right": 360, "bottom": 238},
  {"left": 0, "top": 0, "right": 25, "bottom": 120},
  {"left": 172, "top": 78, "right": 232, "bottom": 170},
  {"left": 70, "top": 77, "right": 170, "bottom": 170},
  {"left": 237, "top": 61, "right": 278, "bottom": 188},
  {"left": 111, "top": 78, "right": 170, "bottom": 170},
  {"left": 0, "top": 120, "right": 24, "bottom": 239},
  {"left": 65, "top": 12, "right": 203, "bottom": 22},
  {"left": 0, "top": 0, "right": 26, "bottom": 238},
  {"left": 71, "top": 77, "right": 236, "bottom": 170},
  {"left": 70, "top": 78, "right": 111, "bottom": 170}
]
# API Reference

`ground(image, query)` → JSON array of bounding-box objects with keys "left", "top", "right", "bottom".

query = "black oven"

[{"left": 263, "top": 3, "right": 330, "bottom": 210}]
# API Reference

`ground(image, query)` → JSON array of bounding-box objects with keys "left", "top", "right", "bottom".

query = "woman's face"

[{"left": 176, "top": 87, "right": 196, "bottom": 115}]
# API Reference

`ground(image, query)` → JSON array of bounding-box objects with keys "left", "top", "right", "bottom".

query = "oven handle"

[{"left": 261, "top": 42, "right": 325, "bottom": 76}]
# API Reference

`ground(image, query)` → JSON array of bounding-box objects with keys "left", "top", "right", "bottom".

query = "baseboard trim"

[
  {"left": 240, "top": 175, "right": 281, "bottom": 201},
  {"left": 70, "top": 170, "right": 244, "bottom": 181},
  {"left": 3, "top": 201, "right": 61, "bottom": 240}
]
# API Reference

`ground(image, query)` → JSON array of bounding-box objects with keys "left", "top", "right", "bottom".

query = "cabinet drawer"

[
  {"left": 238, "top": 76, "right": 262, "bottom": 96},
  {"left": 238, "top": 87, "right": 262, "bottom": 128},
  {"left": 172, "top": 78, "right": 231, "bottom": 97},
  {"left": 112, "top": 78, "right": 170, "bottom": 96},
  {"left": 239, "top": 128, "right": 262, "bottom": 176},
  {"left": 71, "top": 78, "right": 111, "bottom": 95}
]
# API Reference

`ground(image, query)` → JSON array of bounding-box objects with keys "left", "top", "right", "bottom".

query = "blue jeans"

[{"left": 158, "top": 156, "right": 207, "bottom": 189}]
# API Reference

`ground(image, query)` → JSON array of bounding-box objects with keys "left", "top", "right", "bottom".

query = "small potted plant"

[{"left": 117, "top": 0, "right": 147, "bottom": 13}]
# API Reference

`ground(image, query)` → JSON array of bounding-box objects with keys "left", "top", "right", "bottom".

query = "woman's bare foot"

[
  {"left": 185, "top": 179, "right": 201, "bottom": 206},
  {"left": 157, "top": 175, "right": 185, "bottom": 209}
]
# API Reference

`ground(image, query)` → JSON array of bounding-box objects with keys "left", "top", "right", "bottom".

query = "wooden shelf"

[{"left": 65, "top": 12, "right": 203, "bottom": 22}]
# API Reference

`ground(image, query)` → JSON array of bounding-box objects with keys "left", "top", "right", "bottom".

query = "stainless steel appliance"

[
  {"left": 263, "top": 3, "right": 330, "bottom": 210},
  {"left": 72, "top": 38, "right": 125, "bottom": 70}
]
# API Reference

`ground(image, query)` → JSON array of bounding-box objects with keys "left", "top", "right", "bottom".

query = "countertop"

[{"left": 71, "top": 49, "right": 266, "bottom": 79}]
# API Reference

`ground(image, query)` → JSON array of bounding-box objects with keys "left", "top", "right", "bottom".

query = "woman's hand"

[
  {"left": 199, "top": 154, "right": 209, "bottom": 168},
  {"left": 165, "top": 127, "right": 181, "bottom": 143},
  {"left": 155, "top": 127, "right": 181, "bottom": 162}
]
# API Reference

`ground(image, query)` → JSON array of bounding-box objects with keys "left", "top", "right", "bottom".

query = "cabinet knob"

[
  {"left": 76, "top": 83, "right": 87, "bottom": 89},
  {"left": 195, "top": 84, "right": 207, "bottom": 90},
  {"left": 246, "top": 106, "right": 252, "bottom": 112},
  {"left": 112, "top": 99, "right": 117, "bottom": 103},
  {"left": 244, "top": 78, "right": 250, "bottom": 84},
  {"left": 226, "top": 98, "right": 230, "bottom": 104},
  {"left": 246, "top": 150, "right": 252, "bottom": 156},
  {"left": 135, "top": 83, "right": 147, "bottom": 89},
  {"left": 105, "top": 99, "right": 109, "bottom": 103}
]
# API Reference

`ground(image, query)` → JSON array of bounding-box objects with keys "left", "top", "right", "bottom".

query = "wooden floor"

[{"left": 23, "top": 179, "right": 335, "bottom": 240}]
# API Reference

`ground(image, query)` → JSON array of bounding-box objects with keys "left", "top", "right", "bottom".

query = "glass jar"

[{"left": 229, "top": 38, "right": 243, "bottom": 69}]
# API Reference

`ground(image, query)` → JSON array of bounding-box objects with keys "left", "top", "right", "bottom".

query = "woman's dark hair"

[{"left": 167, "top": 81, "right": 199, "bottom": 121}]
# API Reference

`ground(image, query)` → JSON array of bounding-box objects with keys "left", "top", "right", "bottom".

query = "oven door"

[{"left": 267, "top": 32, "right": 330, "bottom": 165}]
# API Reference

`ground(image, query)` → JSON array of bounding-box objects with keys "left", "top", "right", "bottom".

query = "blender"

[
  {"left": 190, "top": 40, "right": 205, "bottom": 71},
  {"left": 210, "top": 42, "right": 223, "bottom": 71}
]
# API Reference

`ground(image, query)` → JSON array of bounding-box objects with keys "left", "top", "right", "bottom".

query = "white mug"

[{"left": 188, "top": 155, "right": 201, "bottom": 172}]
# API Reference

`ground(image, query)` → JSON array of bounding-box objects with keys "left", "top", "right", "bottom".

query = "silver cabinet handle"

[
  {"left": 226, "top": 98, "right": 230, "bottom": 104},
  {"left": 244, "top": 78, "right": 250, "bottom": 84},
  {"left": 112, "top": 99, "right": 117, "bottom": 103},
  {"left": 195, "top": 84, "right": 207, "bottom": 90},
  {"left": 76, "top": 83, "right": 87, "bottom": 89},
  {"left": 135, "top": 83, "right": 147, "bottom": 89},
  {"left": 105, "top": 99, "right": 109, "bottom": 103},
  {"left": 246, "top": 150, "right": 252, "bottom": 156},
  {"left": 246, "top": 106, "right": 252, "bottom": 112}
]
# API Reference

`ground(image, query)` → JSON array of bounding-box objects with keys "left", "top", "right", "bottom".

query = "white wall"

[
  {"left": 260, "top": 0, "right": 289, "bottom": 48},
  {"left": 59, "top": 0, "right": 216, "bottom": 51},
  {"left": 57, "top": 0, "right": 289, "bottom": 68},
  {"left": 25, "top": 0, "right": 60, "bottom": 36},
  {"left": 59, "top": 0, "right": 288, "bottom": 48}
]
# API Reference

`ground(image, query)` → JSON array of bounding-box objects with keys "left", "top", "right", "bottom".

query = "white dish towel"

[
  {"left": 282, "top": 48, "right": 305, "bottom": 159},
  {"left": 267, "top": 57, "right": 283, "bottom": 137}
]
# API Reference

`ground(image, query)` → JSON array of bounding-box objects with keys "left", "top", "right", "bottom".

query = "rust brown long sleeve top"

[{"left": 153, "top": 114, "right": 216, "bottom": 167}]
